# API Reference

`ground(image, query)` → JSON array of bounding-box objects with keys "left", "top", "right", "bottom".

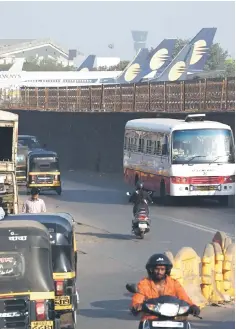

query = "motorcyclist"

[
  {"left": 130, "top": 253, "right": 200, "bottom": 328},
  {"left": 129, "top": 182, "right": 153, "bottom": 217}
]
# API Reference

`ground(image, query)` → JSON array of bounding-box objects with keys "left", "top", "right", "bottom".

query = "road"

[{"left": 19, "top": 170, "right": 235, "bottom": 329}]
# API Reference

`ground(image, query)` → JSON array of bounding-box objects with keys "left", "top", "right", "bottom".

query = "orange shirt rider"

[
  {"left": 131, "top": 276, "right": 194, "bottom": 322},
  {"left": 130, "top": 254, "right": 196, "bottom": 322}
]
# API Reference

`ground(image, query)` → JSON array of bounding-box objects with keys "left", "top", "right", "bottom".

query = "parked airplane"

[
  {"left": 77, "top": 55, "right": 96, "bottom": 71},
  {"left": 150, "top": 27, "right": 217, "bottom": 82},
  {"left": 0, "top": 39, "right": 177, "bottom": 88},
  {"left": 0, "top": 28, "right": 216, "bottom": 89}
]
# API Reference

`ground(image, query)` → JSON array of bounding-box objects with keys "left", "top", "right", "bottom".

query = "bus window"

[
  {"left": 124, "top": 137, "right": 128, "bottom": 150},
  {"left": 146, "top": 140, "right": 153, "bottom": 154},
  {"left": 162, "top": 135, "right": 169, "bottom": 156},
  {"left": 154, "top": 141, "right": 161, "bottom": 155},
  {"left": 131, "top": 138, "right": 137, "bottom": 152},
  {"left": 138, "top": 138, "right": 145, "bottom": 153}
]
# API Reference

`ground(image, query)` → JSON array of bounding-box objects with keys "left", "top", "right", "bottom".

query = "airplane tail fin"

[
  {"left": 145, "top": 39, "right": 176, "bottom": 79},
  {"left": 115, "top": 48, "right": 150, "bottom": 84},
  {"left": 77, "top": 55, "right": 96, "bottom": 71},
  {"left": 152, "top": 27, "right": 217, "bottom": 82},
  {"left": 8, "top": 58, "right": 25, "bottom": 72},
  {"left": 188, "top": 27, "right": 217, "bottom": 73}
]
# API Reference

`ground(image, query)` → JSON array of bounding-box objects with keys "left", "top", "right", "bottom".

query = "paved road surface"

[{"left": 19, "top": 171, "right": 235, "bottom": 329}]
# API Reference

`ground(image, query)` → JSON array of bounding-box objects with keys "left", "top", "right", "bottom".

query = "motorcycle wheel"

[{"left": 139, "top": 231, "right": 145, "bottom": 239}]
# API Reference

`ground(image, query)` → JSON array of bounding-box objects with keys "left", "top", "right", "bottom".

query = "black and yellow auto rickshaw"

[
  {"left": 0, "top": 220, "right": 60, "bottom": 329},
  {"left": 27, "top": 150, "right": 62, "bottom": 195},
  {"left": 6, "top": 213, "right": 78, "bottom": 329}
]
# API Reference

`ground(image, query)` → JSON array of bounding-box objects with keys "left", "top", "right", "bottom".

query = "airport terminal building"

[{"left": 0, "top": 39, "right": 82, "bottom": 67}]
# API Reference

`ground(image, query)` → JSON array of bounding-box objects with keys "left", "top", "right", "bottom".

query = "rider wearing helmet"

[
  {"left": 131, "top": 253, "right": 200, "bottom": 328},
  {"left": 129, "top": 181, "right": 153, "bottom": 216}
]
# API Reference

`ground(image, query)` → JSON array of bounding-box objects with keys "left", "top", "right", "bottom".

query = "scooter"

[
  {"left": 126, "top": 283, "right": 202, "bottom": 329},
  {"left": 126, "top": 191, "right": 152, "bottom": 239}
]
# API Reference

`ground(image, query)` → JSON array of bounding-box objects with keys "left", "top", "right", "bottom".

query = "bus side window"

[
  {"left": 146, "top": 140, "right": 153, "bottom": 154},
  {"left": 127, "top": 137, "right": 132, "bottom": 151},
  {"left": 162, "top": 135, "right": 169, "bottom": 156},
  {"left": 138, "top": 138, "right": 144, "bottom": 153},
  {"left": 124, "top": 137, "right": 127, "bottom": 150},
  {"left": 153, "top": 133, "right": 162, "bottom": 155},
  {"left": 132, "top": 138, "right": 138, "bottom": 152},
  {"left": 154, "top": 141, "right": 161, "bottom": 155}
]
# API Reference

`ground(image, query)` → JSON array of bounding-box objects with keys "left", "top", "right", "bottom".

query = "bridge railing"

[{"left": 0, "top": 77, "right": 234, "bottom": 112}]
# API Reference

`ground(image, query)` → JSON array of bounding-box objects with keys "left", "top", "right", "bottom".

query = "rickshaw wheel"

[
  {"left": 56, "top": 187, "right": 62, "bottom": 195},
  {"left": 68, "top": 310, "right": 77, "bottom": 329},
  {"left": 55, "top": 318, "right": 61, "bottom": 329}
]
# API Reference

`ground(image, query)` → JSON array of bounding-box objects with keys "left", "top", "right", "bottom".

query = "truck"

[
  {"left": 0, "top": 110, "right": 19, "bottom": 214},
  {"left": 16, "top": 135, "right": 45, "bottom": 185},
  {"left": 16, "top": 143, "right": 29, "bottom": 184}
]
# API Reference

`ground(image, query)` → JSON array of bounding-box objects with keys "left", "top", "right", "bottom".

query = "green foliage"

[{"left": 95, "top": 60, "right": 130, "bottom": 71}]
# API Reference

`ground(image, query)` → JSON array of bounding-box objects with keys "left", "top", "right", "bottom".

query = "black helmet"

[
  {"left": 31, "top": 187, "right": 40, "bottom": 196},
  {"left": 146, "top": 253, "right": 173, "bottom": 276},
  {"left": 136, "top": 181, "right": 144, "bottom": 190}
]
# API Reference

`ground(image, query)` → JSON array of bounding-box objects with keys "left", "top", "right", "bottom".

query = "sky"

[{"left": 0, "top": 1, "right": 235, "bottom": 60}]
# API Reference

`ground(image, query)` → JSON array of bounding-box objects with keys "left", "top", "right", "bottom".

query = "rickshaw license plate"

[
  {"left": 55, "top": 295, "right": 70, "bottom": 305},
  {"left": 31, "top": 321, "right": 53, "bottom": 329}
]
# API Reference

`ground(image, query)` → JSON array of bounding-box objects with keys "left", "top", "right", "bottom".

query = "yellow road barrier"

[{"left": 172, "top": 247, "right": 207, "bottom": 308}]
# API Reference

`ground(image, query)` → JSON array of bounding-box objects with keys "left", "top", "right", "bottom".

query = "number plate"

[
  {"left": 31, "top": 321, "right": 53, "bottom": 329},
  {"left": 55, "top": 295, "right": 70, "bottom": 306},
  {"left": 138, "top": 223, "right": 147, "bottom": 229},
  {"left": 194, "top": 185, "right": 217, "bottom": 191},
  {"left": 152, "top": 321, "right": 184, "bottom": 328}
]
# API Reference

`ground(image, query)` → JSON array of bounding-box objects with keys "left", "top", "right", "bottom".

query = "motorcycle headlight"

[
  {"left": 178, "top": 306, "right": 190, "bottom": 315},
  {"left": 158, "top": 303, "right": 179, "bottom": 317}
]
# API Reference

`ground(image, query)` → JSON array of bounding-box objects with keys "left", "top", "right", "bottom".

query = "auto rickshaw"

[
  {"left": 6, "top": 213, "right": 78, "bottom": 329},
  {"left": 27, "top": 150, "right": 62, "bottom": 195},
  {"left": 0, "top": 220, "right": 60, "bottom": 329}
]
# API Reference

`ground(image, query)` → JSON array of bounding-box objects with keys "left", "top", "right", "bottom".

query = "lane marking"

[{"left": 158, "top": 214, "right": 235, "bottom": 239}]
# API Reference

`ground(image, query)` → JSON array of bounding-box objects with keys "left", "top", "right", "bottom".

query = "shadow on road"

[
  {"left": 77, "top": 232, "right": 134, "bottom": 241},
  {"left": 191, "top": 320, "right": 234, "bottom": 329},
  {"left": 79, "top": 298, "right": 135, "bottom": 320}
]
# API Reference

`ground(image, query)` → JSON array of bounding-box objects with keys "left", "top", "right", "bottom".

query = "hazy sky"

[{"left": 0, "top": 1, "right": 235, "bottom": 60}]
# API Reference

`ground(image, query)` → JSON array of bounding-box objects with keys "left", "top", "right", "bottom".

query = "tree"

[
  {"left": 172, "top": 39, "right": 190, "bottom": 58},
  {"left": 95, "top": 60, "right": 130, "bottom": 71},
  {"left": 23, "top": 58, "right": 76, "bottom": 71},
  {"left": 204, "top": 43, "right": 228, "bottom": 71},
  {"left": 224, "top": 58, "right": 235, "bottom": 77}
]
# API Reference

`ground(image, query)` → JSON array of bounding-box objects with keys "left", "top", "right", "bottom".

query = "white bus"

[{"left": 123, "top": 114, "right": 235, "bottom": 206}]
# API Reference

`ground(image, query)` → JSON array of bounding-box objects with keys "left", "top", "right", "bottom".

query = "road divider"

[{"left": 164, "top": 230, "right": 235, "bottom": 310}]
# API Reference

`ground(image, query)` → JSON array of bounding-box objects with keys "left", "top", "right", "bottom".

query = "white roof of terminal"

[{"left": 0, "top": 38, "right": 69, "bottom": 57}]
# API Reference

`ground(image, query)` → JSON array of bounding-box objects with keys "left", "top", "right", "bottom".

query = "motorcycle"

[
  {"left": 126, "top": 191, "right": 152, "bottom": 239},
  {"left": 126, "top": 283, "right": 202, "bottom": 329}
]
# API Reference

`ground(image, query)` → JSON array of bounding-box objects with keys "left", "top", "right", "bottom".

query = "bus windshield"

[{"left": 172, "top": 129, "right": 235, "bottom": 164}]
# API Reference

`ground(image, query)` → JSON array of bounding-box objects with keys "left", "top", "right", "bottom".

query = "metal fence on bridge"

[{"left": 0, "top": 77, "right": 235, "bottom": 112}]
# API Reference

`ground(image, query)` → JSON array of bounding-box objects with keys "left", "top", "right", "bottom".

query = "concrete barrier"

[
  {"left": 174, "top": 247, "right": 207, "bottom": 308},
  {"left": 201, "top": 231, "right": 235, "bottom": 304},
  {"left": 165, "top": 247, "right": 207, "bottom": 308},
  {"left": 223, "top": 243, "right": 235, "bottom": 299}
]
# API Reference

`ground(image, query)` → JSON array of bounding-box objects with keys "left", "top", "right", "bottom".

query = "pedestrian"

[{"left": 22, "top": 187, "right": 46, "bottom": 213}]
